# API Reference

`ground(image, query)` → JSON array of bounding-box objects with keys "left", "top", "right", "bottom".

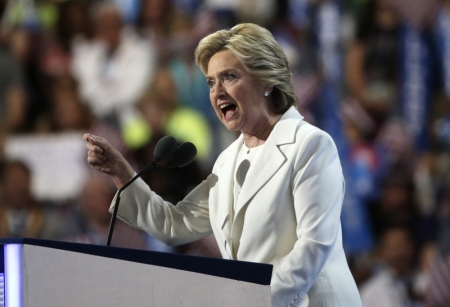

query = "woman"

[
  {"left": 84, "top": 23, "right": 362, "bottom": 307},
  {"left": 345, "top": 0, "right": 400, "bottom": 131}
]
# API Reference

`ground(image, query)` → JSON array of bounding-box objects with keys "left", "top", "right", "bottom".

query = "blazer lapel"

[
  {"left": 230, "top": 136, "right": 285, "bottom": 257},
  {"left": 214, "top": 135, "right": 243, "bottom": 258},
  {"left": 230, "top": 107, "right": 303, "bottom": 257}
]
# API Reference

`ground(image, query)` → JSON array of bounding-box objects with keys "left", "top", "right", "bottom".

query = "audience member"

[
  {"left": 133, "top": 66, "right": 213, "bottom": 166},
  {"left": 345, "top": 0, "right": 400, "bottom": 132},
  {"left": 8, "top": 26, "right": 50, "bottom": 132},
  {"left": 388, "top": 0, "right": 440, "bottom": 30},
  {"left": 167, "top": 13, "right": 213, "bottom": 122},
  {"left": 135, "top": 0, "right": 174, "bottom": 62},
  {"left": 35, "top": 73, "right": 132, "bottom": 161},
  {"left": 0, "top": 23, "right": 27, "bottom": 150},
  {"left": 40, "top": 0, "right": 91, "bottom": 78},
  {"left": 0, "top": 1, "right": 25, "bottom": 126},
  {"left": 375, "top": 117, "right": 415, "bottom": 170},
  {"left": 234, "top": 0, "right": 277, "bottom": 27},
  {"left": 369, "top": 171, "right": 418, "bottom": 240},
  {"left": 0, "top": 159, "right": 78, "bottom": 240},
  {"left": 360, "top": 226, "right": 421, "bottom": 307},
  {"left": 72, "top": 3, "right": 156, "bottom": 131},
  {"left": 67, "top": 172, "right": 149, "bottom": 249}
]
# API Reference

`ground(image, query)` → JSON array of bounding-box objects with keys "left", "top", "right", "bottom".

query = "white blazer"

[{"left": 112, "top": 107, "right": 362, "bottom": 307}]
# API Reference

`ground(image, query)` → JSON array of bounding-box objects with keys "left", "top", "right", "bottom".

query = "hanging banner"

[
  {"left": 321, "top": 82, "right": 345, "bottom": 151},
  {"left": 316, "top": 0, "right": 344, "bottom": 149},
  {"left": 289, "top": 0, "right": 311, "bottom": 30},
  {"left": 317, "top": 0, "right": 341, "bottom": 83},
  {"left": 436, "top": 9, "right": 450, "bottom": 99},
  {"left": 340, "top": 145, "right": 376, "bottom": 256},
  {"left": 399, "top": 24, "right": 432, "bottom": 150}
]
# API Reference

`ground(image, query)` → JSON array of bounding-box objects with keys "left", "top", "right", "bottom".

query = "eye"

[
  {"left": 207, "top": 80, "right": 215, "bottom": 88},
  {"left": 225, "top": 74, "right": 235, "bottom": 82}
]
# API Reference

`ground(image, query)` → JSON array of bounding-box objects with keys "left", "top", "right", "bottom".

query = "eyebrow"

[{"left": 206, "top": 69, "right": 239, "bottom": 80}]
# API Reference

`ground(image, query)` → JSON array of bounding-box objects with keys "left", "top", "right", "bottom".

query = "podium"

[{"left": 0, "top": 238, "right": 272, "bottom": 307}]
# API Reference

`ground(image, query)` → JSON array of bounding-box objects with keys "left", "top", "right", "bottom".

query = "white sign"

[{"left": 4, "top": 133, "right": 88, "bottom": 202}]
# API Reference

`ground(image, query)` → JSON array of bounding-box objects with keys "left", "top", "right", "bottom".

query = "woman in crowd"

[{"left": 84, "top": 23, "right": 361, "bottom": 307}]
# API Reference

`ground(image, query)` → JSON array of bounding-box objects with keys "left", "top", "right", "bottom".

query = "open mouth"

[{"left": 219, "top": 103, "right": 237, "bottom": 119}]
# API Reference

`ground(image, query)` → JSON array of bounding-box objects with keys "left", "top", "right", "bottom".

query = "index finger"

[
  {"left": 83, "top": 133, "right": 92, "bottom": 143},
  {"left": 83, "top": 134, "right": 111, "bottom": 151}
]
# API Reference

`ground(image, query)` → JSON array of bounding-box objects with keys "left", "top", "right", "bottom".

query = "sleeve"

[
  {"left": 271, "top": 129, "right": 344, "bottom": 306},
  {"left": 109, "top": 175, "right": 212, "bottom": 246}
]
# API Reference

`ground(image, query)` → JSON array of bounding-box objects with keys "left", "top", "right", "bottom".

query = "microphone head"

[
  {"left": 172, "top": 142, "right": 197, "bottom": 167},
  {"left": 153, "top": 135, "right": 178, "bottom": 162}
]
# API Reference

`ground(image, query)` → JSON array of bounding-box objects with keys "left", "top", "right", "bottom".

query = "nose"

[{"left": 212, "top": 81, "right": 225, "bottom": 100}]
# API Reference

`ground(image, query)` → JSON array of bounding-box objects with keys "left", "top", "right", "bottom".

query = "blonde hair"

[{"left": 195, "top": 23, "right": 297, "bottom": 113}]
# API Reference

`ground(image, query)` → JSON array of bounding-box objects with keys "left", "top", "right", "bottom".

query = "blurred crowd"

[{"left": 0, "top": 0, "right": 449, "bottom": 306}]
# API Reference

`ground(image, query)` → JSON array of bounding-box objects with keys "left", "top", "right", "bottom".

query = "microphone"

[
  {"left": 135, "top": 135, "right": 178, "bottom": 177},
  {"left": 106, "top": 136, "right": 197, "bottom": 246},
  {"left": 172, "top": 142, "right": 197, "bottom": 167},
  {"left": 153, "top": 135, "right": 178, "bottom": 162}
]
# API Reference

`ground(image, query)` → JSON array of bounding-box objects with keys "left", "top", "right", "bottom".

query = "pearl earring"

[{"left": 264, "top": 91, "right": 269, "bottom": 97}]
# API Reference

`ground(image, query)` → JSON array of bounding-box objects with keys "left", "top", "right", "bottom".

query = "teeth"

[{"left": 219, "top": 103, "right": 232, "bottom": 109}]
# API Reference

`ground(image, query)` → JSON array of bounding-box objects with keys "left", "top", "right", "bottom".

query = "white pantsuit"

[{"left": 111, "top": 107, "right": 362, "bottom": 307}]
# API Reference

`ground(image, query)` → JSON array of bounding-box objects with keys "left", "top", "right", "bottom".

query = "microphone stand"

[{"left": 106, "top": 160, "right": 173, "bottom": 246}]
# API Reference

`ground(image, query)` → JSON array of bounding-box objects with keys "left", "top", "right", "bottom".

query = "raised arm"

[{"left": 83, "top": 133, "right": 212, "bottom": 246}]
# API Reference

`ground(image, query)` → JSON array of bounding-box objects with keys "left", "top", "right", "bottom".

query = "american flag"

[
  {"left": 425, "top": 253, "right": 450, "bottom": 306},
  {"left": 425, "top": 175, "right": 450, "bottom": 306}
]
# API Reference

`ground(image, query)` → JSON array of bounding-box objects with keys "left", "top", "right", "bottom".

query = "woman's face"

[
  {"left": 375, "top": 0, "right": 398, "bottom": 30},
  {"left": 52, "top": 91, "right": 84, "bottom": 131},
  {"left": 206, "top": 49, "right": 271, "bottom": 134},
  {"left": 2, "top": 164, "right": 32, "bottom": 209}
]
